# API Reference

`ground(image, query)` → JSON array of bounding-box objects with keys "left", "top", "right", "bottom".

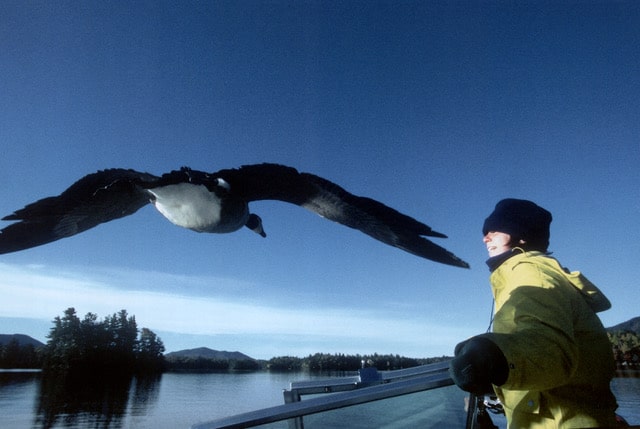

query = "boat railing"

[{"left": 191, "top": 360, "right": 466, "bottom": 429}]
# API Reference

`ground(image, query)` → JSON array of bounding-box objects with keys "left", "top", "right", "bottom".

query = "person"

[{"left": 449, "top": 198, "right": 618, "bottom": 428}]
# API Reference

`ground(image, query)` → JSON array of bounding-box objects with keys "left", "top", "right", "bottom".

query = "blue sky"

[{"left": 1, "top": 1, "right": 638, "bottom": 360}]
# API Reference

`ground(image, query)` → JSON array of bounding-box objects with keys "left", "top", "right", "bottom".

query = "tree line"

[
  {"left": 266, "top": 353, "right": 450, "bottom": 372},
  {"left": 165, "top": 356, "right": 262, "bottom": 372},
  {"left": 608, "top": 330, "right": 640, "bottom": 369},
  {"left": 0, "top": 339, "right": 42, "bottom": 368}
]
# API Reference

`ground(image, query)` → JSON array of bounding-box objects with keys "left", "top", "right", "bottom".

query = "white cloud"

[{"left": 1, "top": 262, "right": 467, "bottom": 357}]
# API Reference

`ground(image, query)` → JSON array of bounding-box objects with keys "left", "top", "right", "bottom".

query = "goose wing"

[
  {"left": 215, "top": 163, "right": 469, "bottom": 268},
  {"left": 0, "top": 169, "right": 158, "bottom": 254}
]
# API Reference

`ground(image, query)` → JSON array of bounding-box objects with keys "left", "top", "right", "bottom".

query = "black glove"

[{"left": 448, "top": 336, "right": 508, "bottom": 394}]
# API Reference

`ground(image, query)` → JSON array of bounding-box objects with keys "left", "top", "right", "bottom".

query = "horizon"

[{"left": 3, "top": 313, "right": 639, "bottom": 361}]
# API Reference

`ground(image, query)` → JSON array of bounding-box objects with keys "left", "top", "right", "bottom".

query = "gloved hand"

[{"left": 448, "top": 336, "right": 508, "bottom": 394}]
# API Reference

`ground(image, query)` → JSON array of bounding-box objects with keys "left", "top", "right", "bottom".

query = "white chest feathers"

[{"left": 148, "top": 183, "right": 241, "bottom": 233}]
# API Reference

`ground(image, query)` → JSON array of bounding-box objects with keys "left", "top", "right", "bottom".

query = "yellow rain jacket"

[{"left": 483, "top": 250, "right": 618, "bottom": 428}]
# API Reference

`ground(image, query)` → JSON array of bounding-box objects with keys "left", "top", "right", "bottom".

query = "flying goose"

[{"left": 0, "top": 163, "right": 469, "bottom": 268}]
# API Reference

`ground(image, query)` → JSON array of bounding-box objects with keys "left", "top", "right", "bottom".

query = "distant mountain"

[
  {"left": 165, "top": 347, "right": 254, "bottom": 361},
  {"left": 607, "top": 316, "right": 640, "bottom": 334},
  {"left": 0, "top": 334, "right": 45, "bottom": 348}
]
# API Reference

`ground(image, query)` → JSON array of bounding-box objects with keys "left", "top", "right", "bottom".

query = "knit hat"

[{"left": 483, "top": 199, "right": 552, "bottom": 252}]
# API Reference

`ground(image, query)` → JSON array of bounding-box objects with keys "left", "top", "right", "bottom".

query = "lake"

[{"left": 0, "top": 370, "right": 638, "bottom": 428}]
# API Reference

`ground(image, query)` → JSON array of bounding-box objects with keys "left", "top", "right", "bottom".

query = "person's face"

[{"left": 483, "top": 231, "right": 513, "bottom": 257}]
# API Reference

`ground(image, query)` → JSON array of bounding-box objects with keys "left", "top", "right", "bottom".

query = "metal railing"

[{"left": 191, "top": 361, "right": 456, "bottom": 429}]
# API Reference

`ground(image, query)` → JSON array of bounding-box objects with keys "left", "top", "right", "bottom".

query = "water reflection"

[
  {"left": 129, "top": 375, "right": 162, "bottom": 417},
  {"left": 34, "top": 372, "right": 161, "bottom": 429}
]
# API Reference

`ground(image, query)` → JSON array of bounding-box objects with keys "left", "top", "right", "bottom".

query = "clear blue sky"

[{"left": 1, "top": 1, "right": 638, "bottom": 360}]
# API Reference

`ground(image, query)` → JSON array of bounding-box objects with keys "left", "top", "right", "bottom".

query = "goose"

[{"left": 0, "top": 163, "right": 469, "bottom": 268}]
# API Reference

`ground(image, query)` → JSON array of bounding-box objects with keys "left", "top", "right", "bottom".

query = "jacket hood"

[
  {"left": 537, "top": 253, "right": 612, "bottom": 313},
  {"left": 562, "top": 268, "right": 611, "bottom": 313}
]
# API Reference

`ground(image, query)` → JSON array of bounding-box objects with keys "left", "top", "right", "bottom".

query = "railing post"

[{"left": 283, "top": 389, "right": 304, "bottom": 429}]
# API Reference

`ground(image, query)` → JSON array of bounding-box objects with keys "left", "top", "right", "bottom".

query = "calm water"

[{"left": 0, "top": 370, "right": 638, "bottom": 428}]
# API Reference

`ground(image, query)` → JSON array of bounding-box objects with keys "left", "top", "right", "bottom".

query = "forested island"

[
  {"left": 0, "top": 308, "right": 165, "bottom": 374},
  {"left": 1, "top": 309, "right": 639, "bottom": 373}
]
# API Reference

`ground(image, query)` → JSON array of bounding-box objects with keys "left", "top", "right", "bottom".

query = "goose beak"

[{"left": 246, "top": 213, "right": 266, "bottom": 237}]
